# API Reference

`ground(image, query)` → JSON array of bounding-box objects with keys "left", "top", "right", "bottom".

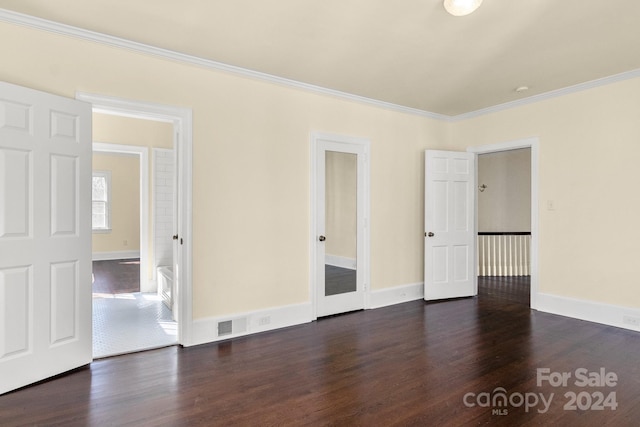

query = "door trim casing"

[
  {"left": 77, "top": 91, "right": 194, "bottom": 345},
  {"left": 310, "top": 132, "right": 371, "bottom": 319},
  {"left": 467, "top": 137, "right": 539, "bottom": 309}
]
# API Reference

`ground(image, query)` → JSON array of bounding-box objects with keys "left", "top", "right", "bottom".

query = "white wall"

[{"left": 154, "top": 148, "right": 174, "bottom": 269}]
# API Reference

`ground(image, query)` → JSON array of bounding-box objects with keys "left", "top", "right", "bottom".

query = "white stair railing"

[{"left": 477, "top": 232, "right": 531, "bottom": 276}]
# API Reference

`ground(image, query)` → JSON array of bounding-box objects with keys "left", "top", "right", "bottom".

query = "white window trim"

[{"left": 92, "top": 170, "right": 112, "bottom": 232}]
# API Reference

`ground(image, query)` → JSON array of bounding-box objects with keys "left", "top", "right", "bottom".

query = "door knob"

[
  {"left": 172, "top": 234, "right": 179, "bottom": 240},
  {"left": 427, "top": 232, "right": 435, "bottom": 237},
  {"left": 319, "top": 235, "right": 326, "bottom": 242}
]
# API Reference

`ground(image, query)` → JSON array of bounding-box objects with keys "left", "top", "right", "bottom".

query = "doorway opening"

[
  {"left": 477, "top": 148, "right": 531, "bottom": 306},
  {"left": 469, "top": 138, "right": 539, "bottom": 309},
  {"left": 78, "top": 91, "right": 194, "bottom": 348},
  {"left": 310, "top": 133, "right": 371, "bottom": 318},
  {"left": 91, "top": 139, "right": 177, "bottom": 358}
]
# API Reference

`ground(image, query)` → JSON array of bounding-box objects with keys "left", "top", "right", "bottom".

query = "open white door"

[
  {"left": 424, "top": 150, "right": 476, "bottom": 300},
  {"left": 0, "top": 81, "right": 92, "bottom": 394}
]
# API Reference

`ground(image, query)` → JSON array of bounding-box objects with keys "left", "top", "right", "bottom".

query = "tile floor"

[{"left": 93, "top": 293, "right": 178, "bottom": 359}]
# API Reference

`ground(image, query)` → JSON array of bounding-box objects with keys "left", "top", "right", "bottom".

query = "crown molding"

[
  {"left": 3, "top": 8, "right": 640, "bottom": 123},
  {"left": 0, "top": 8, "right": 449, "bottom": 121},
  {"left": 451, "top": 68, "right": 640, "bottom": 121}
]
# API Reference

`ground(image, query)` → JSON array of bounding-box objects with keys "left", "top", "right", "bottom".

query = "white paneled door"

[
  {"left": 424, "top": 150, "right": 476, "bottom": 300},
  {"left": 0, "top": 81, "right": 92, "bottom": 394}
]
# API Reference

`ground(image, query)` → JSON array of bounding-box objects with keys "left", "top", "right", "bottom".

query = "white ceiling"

[{"left": 2, "top": 0, "right": 640, "bottom": 116}]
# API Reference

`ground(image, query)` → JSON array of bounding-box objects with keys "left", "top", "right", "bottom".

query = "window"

[{"left": 92, "top": 171, "right": 111, "bottom": 231}]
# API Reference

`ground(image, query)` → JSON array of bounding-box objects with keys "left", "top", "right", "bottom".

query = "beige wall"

[
  {"left": 92, "top": 153, "right": 140, "bottom": 252},
  {"left": 0, "top": 21, "right": 450, "bottom": 319},
  {"left": 453, "top": 77, "right": 640, "bottom": 308},
  {"left": 478, "top": 149, "right": 531, "bottom": 232},
  {"left": 325, "top": 151, "right": 357, "bottom": 261},
  {"left": 93, "top": 113, "right": 174, "bottom": 150},
  {"left": 3, "top": 18, "right": 638, "bottom": 319}
]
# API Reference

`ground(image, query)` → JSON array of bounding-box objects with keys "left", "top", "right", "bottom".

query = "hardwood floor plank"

[{"left": 2, "top": 277, "right": 640, "bottom": 425}]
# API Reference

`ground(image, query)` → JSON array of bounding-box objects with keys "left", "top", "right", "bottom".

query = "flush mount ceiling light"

[{"left": 443, "top": 0, "right": 483, "bottom": 16}]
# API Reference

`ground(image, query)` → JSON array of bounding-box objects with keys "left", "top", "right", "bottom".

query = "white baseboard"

[
  {"left": 537, "top": 292, "right": 640, "bottom": 332},
  {"left": 325, "top": 255, "right": 357, "bottom": 270},
  {"left": 189, "top": 302, "right": 313, "bottom": 347},
  {"left": 185, "top": 287, "right": 640, "bottom": 349},
  {"left": 369, "top": 282, "right": 424, "bottom": 309},
  {"left": 92, "top": 250, "right": 140, "bottom": 261},
  {"left": 188, "top": 283, "right": 426, "bottom": 347}
]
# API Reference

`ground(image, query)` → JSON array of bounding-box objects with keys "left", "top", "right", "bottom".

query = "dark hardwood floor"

[
  {"left": 478, "top": 275, "right": 530, "bottom": 306},
  {"left": 3, "top": 276, "right": 640, "bottom": 426},
  {"left": 92, "top": 259, "right": 140, "bottom": 295}
]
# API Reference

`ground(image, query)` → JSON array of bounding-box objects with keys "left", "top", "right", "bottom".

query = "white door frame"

[
  {"left": 77, "top": 92, "right": 194, "bottom": 345},
  {"left": 310, "top": 132, "right": 371, "bottom": 319},
  {"left": 92, "top": 143, "right": 150, "bottom": 292},
  {"left": 467, "top": 137, "right": 539, "bottom": 309}
]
